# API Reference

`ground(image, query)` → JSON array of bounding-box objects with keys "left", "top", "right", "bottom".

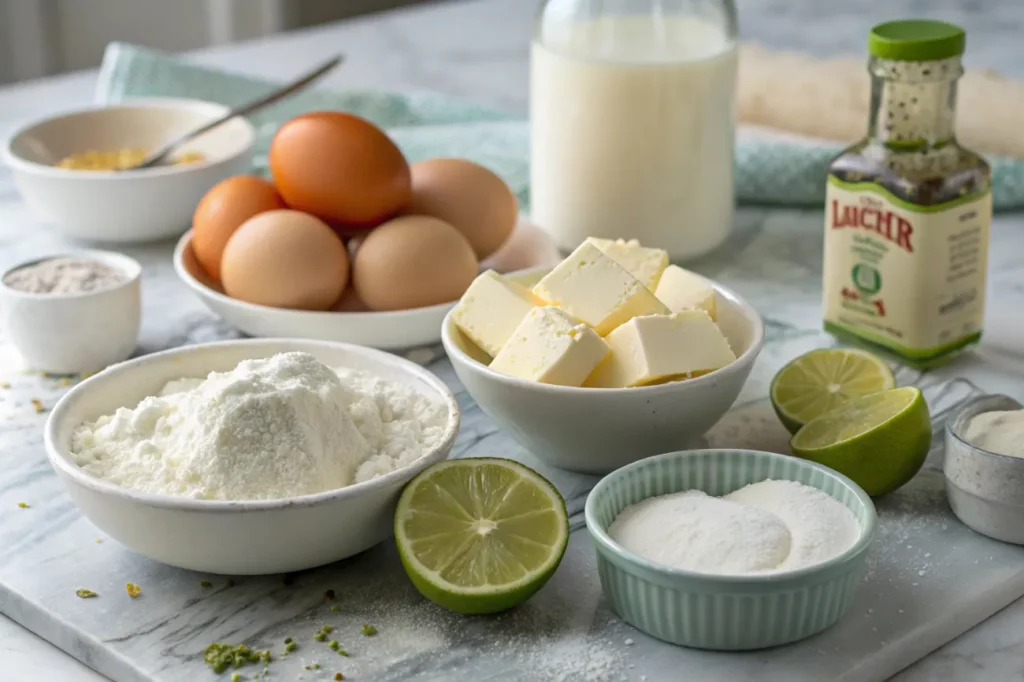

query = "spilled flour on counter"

[
  {"left": 71, "top": 352, "right": 447, "bottom": 500},
  {"left": 609, "top": 479, "right": 862, "bottom": 575}
]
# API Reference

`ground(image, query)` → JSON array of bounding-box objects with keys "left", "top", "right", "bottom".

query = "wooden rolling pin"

[{"left": 738, "top": 43, "right": 1024, "bottom": 158}]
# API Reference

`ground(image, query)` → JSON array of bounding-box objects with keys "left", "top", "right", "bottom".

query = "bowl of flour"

[
  {"left": 43, "top": 339, "right": 459, "bottom": 574},
  {"left": 585, "top": 449, "right": 876, "bottom": 651}
]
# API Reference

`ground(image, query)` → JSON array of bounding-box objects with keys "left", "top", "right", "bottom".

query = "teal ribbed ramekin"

[{"left": 585, "top": 449, "right": 877, "bottom": 651}]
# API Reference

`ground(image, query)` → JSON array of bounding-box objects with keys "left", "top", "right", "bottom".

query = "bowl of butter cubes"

[{"left": 441, "top": 237, "right": 765, "bottom": 474}]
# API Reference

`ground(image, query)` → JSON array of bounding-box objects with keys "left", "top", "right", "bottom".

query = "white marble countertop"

[{"left": 3, "top": 0, "right": 1024, "bottom": 679}]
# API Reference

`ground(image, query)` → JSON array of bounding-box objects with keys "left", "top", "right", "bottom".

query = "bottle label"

[{"left": 822, "top": 177, "right": 991, "bottom": 362}]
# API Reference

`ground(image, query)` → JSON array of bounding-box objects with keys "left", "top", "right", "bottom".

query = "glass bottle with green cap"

[{"left": 822, "top": 19, "right": 991, "bottom": 369}]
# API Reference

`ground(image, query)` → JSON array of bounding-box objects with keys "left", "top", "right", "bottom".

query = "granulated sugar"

[
  {"left": 609, "top": 480, "right": 860, "bottom": 575},
  {"left": 861, "top": 468, "right": 948, "bottom": 584},
  {"left": 320, "top": 539, "right": 630, "bottom": 681}
]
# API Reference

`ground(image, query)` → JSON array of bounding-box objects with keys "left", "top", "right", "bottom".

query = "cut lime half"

[
  {"left": 791, "top": 386, "right": 931, "bottom": 496},
  {"left": 395, "top": 458, "right": 569, "bottom": 614},
  {"left": 771, "top": 348, "right": 896, "bottom": 434}
]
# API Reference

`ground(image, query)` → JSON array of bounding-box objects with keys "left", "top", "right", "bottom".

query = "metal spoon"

[{"left": 125, "top": 55, "right": 344, "bottom": 170}]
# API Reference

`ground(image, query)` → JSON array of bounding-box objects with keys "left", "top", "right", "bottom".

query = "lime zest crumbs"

[
  {"left": 17, "top": 502, "right": 28, "bottom": 509},
  {"left": 75, "top": 589, "right": 97, "bottom": 599},
  {"left": 126, "top": 583, "right": 141, "bottom": 598},
  {"left": 200, "top": 581, "right": 213, "bottom": 588},
  {"left": 361, "top": 624, "right": 377, "bottom": 637},
  {"left": 203, "top": 643, "right": 271, "bottom": 675}
]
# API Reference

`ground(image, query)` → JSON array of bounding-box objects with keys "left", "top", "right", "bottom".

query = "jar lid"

[{"left": 868, "top": 20, "right": 965, "bottom": 61}]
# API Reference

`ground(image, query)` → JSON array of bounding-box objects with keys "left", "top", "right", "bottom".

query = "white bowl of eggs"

[{"left": 174, "top": 112, "right": 560, "bottom": 350}]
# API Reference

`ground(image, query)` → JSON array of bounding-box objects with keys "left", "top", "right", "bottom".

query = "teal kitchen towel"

[{"left": 95, "top": 42, "right": 1024, "bottom": 210}]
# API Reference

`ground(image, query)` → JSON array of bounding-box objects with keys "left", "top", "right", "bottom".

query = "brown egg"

[
  {"left": 221, "top": 210, "right": 349, "bottom": 310},
  {"left": 353, "top": 216, "right": 479, "bottom": 311},
  {"left": 192, "top": 175, "right": 285, "bottom": 281},
  {"left": 406, "top": 158, "right": 518, "bottom": 259},
  {"left": 269, "top": 112, "right": 411, "bottom": 227}
]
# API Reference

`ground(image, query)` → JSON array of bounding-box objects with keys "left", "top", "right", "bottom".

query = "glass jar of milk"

[{"left": 531, "top": 0, "right": 739, "bottom": 260}]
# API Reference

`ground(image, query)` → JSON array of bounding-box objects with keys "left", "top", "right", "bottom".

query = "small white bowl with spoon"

[
  {"left": 2, "top": 56, "right": 340, "bottom": 243},
  {"left": 3, "top": 98, "right": 255, "bottom": 243}
]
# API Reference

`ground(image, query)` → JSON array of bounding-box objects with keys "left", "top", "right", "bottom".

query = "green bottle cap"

[{"left": 869, "top": 20, "right": 965, "bottom": 61}]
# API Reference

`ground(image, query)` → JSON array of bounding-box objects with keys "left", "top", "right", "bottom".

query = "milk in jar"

[{"left": 530, "top": 1, "right": 739, "bottom": 260}]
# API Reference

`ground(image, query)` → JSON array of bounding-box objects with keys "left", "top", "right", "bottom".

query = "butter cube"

[
  {"left": 452, "top": 270, "right": 542, "bottom": 357},
  {"left": 654, "top": 265, "right": 718, "bottom": 320},
  {"left": 490, "top": 306, "right": 610, "bottom": 386},
  {"left": 533, "top": 243, "right": 669, "bottom": 336},
  {"left": 586, "top": 238, "right": 669, "bottom": 290},
  {"left": 584, "top": 311, "right": 736, "bottom": 388}
]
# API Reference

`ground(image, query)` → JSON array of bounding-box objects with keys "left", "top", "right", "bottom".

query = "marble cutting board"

[{"left": 2, "top": 348, "right": 1024, "bottom": 682}]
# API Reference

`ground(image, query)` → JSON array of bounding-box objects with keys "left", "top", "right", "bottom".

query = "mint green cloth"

[{"left": 96, "top": 42, "right": 1024, "bottom": 210}]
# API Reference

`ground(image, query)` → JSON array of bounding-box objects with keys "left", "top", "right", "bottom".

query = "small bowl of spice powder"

[{"left": 0, "top": 250, "right": 141, "bottom": 374}]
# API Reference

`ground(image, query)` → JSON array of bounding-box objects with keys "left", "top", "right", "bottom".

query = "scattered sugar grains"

[
  {"left": 610, "top": 480, "right": 861, "bottom": 575},
  {"left": 69, "top": 352, "right": 446, "bottom": 500}
]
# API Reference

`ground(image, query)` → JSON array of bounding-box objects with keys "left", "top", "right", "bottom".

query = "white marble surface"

[{"left": 3, "top": 0, "right": 1024, "bottom": 680}]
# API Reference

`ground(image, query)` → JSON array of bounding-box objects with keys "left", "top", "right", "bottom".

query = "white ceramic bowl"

[
  {"left": 0, "top": 250, "right": 141, "bottom": 374},
  {"left": 173, "top": 218, "right": 562, "bottom": 350},
  {"left": 44, "top": 338, "right": 460, "bottom": 574},
  {"left": 3, "top": 98, "right": 254, "bottom": 243},
  {"left": 442, "top": 271, "right": 764, "bottom": 474}
]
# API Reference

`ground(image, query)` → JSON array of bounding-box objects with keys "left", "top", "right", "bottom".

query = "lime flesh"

[
  {"left": 791, "top": 386, "right": 931, "bottom": 497},
  {"left": 395, "top": 458, "right": 569, "bottom": 614},
  {"left": 771, "top": 348, "right": 896, "bottom": 434}
]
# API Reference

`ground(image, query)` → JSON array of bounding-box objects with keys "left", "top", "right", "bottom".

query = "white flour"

[
  {"left": 963, "top": 409, "right": 1024, "bottom": 458},
  {"left": 609, "top": 480, "right": 861, "bottom": 575},
  {"left": 71, "top": 352, "right": 446, "bottom": 500}
]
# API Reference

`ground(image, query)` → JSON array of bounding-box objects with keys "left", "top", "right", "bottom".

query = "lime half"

[
  {"left": 771, "top": 348, "right": 896, "bottom": 434},
  {"left": 395, "top": 458, "right": 569, "bottom": 614},
  {"left": 791, "top": 386, "right": 931, "bottom": 496}
]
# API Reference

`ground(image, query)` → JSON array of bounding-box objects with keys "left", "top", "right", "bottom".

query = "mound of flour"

[{"left": 71, "top": 352, "right": 446, "bottom": 500}]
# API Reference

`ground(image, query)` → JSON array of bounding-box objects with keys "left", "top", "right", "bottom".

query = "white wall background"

[{"left": 0, "top": 0, "right": 428, "bottom": 84}]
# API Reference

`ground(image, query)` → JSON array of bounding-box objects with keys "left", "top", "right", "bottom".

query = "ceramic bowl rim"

[
  {"left": 173, "top": 230, "right": 458, "bottom": 322},
  {"left": 944, "top": 393, "right": 1024, "bottom": 466},
  {"left": 0, "top": 249, "right": 142, "bottom": 301},
  {"left": 2, "top": 97, "right": 255, "bottom": 179},
  {"left": 43, "top": 338, "right": 461, "bottom": 512},
  {"left": 584, "top": 448, "right": 878, "bottom": 585},
  {"left": 441, "top": 270, "right": 766, "bottom": 396}
]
